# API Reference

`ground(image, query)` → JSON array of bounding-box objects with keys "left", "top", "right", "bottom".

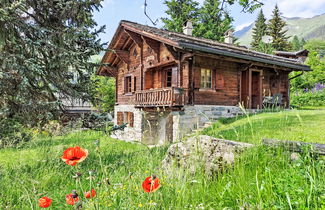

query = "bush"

[
  {"left": 0, "top": 118, "right": 33, "bottom": 148},
  {"left": 291, "top": 86, "right": 325, "bottom": 107}
]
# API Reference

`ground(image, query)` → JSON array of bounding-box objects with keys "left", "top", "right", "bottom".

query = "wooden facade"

[{"left": 98, "top": 21, "right": 310, "bottom": 110}]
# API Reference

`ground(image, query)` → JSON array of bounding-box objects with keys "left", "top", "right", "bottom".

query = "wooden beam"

[
  {"left": 112, "top": 55, "right": 119, "bottom": 66},
  {"left": 181, "top": 52, "right": 194, "bottom": 62},
  {"left": 122, "top": 23, "right": 179, "bottom": 47},
  {"left": 164, "top": 44, "right": 179, "bottom": 60},
  {"left": 106, "top": 66, "right": 118, "bottom": 77},
  {"left": 125, "top": 29, "right": 143, "bottom": 47},
  {"left": 263, "top": 139, "right": 325, "bottom": 156},
  {"left": 121, "top": 37, "right": 132, "bottom": 50},
  {"left": 142, "top": 36, "right": 160, "bottom": 61},
  {"left": 114, "top": 49, "right": 130, "bottom": 65}
]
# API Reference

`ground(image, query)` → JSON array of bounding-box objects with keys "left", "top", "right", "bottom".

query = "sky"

[{"left": 93, "top": 0, "right": 325, "bottom": 44}]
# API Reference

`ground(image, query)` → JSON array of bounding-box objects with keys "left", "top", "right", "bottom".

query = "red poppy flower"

[
  {"left": 142, "top": 175, "right": 161, "bottom": 193},
  {"left": 38, "top": 197, "right": 52, "bottom": 208},
  {"left": 84, "top": 189, "right": 96, "bottom": 198},
  {"left": 61, "top": 146, "right": 88, "bottom": 166},
  {"left": 66, "top": 193, "right": 79, "bottom": 205}
]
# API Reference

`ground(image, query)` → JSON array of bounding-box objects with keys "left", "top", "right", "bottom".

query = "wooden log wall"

[
  {"left": 192, "top": 56, "right": 240, "bottom": 106},
  {"left": 116, "top": 36, "right": 176, "bottom": 105}
]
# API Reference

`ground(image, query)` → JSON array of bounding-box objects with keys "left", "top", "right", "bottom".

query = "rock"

[{"left": 161, "top": 135, "right": 253, "bottom": 175}]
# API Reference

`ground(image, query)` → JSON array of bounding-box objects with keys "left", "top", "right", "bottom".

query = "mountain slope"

[{"left": 236, "top": 13, "right": 325, "bottom": 47}]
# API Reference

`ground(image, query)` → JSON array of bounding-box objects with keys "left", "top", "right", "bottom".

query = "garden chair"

[{"left": 263, "top": 93, "right": 283, "bottom": 108}]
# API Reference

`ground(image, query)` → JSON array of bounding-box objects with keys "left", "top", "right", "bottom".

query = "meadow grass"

[
  {"left": 202, "top": 110, "right": 325, "bottom": 144},
  {"left": 0, "top": 110, "right": 325, "bottom": 209}
]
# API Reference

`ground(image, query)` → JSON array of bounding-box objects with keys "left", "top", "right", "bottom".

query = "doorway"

[{"left": 241, "top": 69, "right": 262, "bottom": 109}]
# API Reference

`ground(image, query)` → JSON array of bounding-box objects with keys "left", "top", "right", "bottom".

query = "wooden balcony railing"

[{"left": 135, "top": 87, "right": 185, "bottom": 106}]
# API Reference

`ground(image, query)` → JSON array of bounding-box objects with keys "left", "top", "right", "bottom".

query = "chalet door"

[
  {"left": 251, "top": 71, "right": 262, "bottom": 109},
  {"left": 240, "top": 69, "right": 262, "bottom": 109},
  {"left": 240, "top": 70, "right": 250, "bottom": 108}
]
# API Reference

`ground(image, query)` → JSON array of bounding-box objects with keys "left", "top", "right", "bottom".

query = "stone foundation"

[
  {"left": 112, "top": 105, "right": 143, "bottom": 142},
  {"left": 172, "top": 105, "right": 243, "bottom": 140},
  {"left": 112, "top": 105, "right": 244, "bottom": 145}
]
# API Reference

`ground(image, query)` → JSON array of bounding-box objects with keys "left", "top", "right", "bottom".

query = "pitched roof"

[
  {"left": 103, "top": 20, "right": 311, "bottom": 71},
  {"left": 274, "top": 49, "right": 309, "bottom": 56}
]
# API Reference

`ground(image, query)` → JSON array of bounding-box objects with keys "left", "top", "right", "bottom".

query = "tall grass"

[{"left": 0, "top": 110, "right": 325, "bottom": 209}]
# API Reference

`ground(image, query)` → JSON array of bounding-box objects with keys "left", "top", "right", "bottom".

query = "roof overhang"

[{"left": 179, "top": 42, "right": 311, "bottom": 71}]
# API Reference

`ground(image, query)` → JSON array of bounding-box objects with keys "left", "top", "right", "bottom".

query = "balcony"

[{"left": 135, "top": 87, "right": 185, "bottom": 107}]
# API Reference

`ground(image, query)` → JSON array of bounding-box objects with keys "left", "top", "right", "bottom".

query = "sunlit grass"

[
  {"left": 0, "top": 110, "right": 325, "bottom": 209},
  {"left": 202, "top": 110, "right": 325, "bottom": 144}
]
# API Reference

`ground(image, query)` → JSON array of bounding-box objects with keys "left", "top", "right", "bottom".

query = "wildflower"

[
  {"left": 138, "top": 203, "right": 143, "bottom": 207},
  {"left": 38, "top": 197, "right": 52, "bottom": 208},
  {"left": 66, "top": 190, "right": 79, "bottom": 205},
  {"left": 142, "top": 175, "right": 161, "bottom": 193},
  {"left": 84, "top": 189, "right": 96, "bottom": 199},
  {"left": 61, "top": 146, "right": 88, "bottom": 166}
]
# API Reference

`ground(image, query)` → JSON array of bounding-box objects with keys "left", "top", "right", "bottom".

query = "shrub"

[
  {"left": 0, "top": 118, "right": 33, "bottom": 148},
  {"left": 291, "top": 84, "right": 325, "bottom": 107}
]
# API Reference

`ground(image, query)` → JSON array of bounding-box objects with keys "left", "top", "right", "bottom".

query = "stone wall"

[
  {"left": 172, "top": 105, "right": 243, "bottom": 140},
  {"left": 112, "top": 105, "right": 143, "bottom": 142},
  {"left": 112, "top": 104, "right": 246, "bottom": 144}
]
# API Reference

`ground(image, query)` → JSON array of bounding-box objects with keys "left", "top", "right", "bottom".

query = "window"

[
  {"left": 200, "top": 69, "right": 212, "bottom": 88},
  {"left": 166, "top": 69, "right": 172, "bottom": 87},
  {"left": 125, "top": 76, "right": 132, "bottom": 93},
  {"left": 116, "top": 112, "right": 134, "bottom": 127}
]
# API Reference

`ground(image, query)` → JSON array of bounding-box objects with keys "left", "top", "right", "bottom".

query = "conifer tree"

[
  {"left": 251, "top": 10, "right": 267, "bottom": 50},
  {"left": 195, "top": 0, "right": 233, "bottom": 41},
  {"left": 268, "top": 5, "right": 290, "bottom": 51},
  {"left": 162, "top": 0, "right": 200, "bottom": 33},
  {"left": 291, "top": 35, "right": 301, "bottom": 51},
  {"left": 0, "top": 0, "right": 104, "bottom": 125},
  {"left": 162, "top": 0, "right": 262, "bottom": 41}
]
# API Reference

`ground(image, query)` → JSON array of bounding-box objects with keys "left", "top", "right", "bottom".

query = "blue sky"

[{"left": 93, "top": 0, "right": 325, "bottom": 44}]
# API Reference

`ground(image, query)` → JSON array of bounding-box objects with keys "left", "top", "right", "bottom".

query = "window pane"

[{"left": 201, "top": 68, "right": 212, "bottom": 88}]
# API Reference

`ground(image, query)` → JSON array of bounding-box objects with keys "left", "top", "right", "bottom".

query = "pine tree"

[
  {"left": 162, "top": 0, "right": 200, "bottom": 33},
  {"left": 301, "top": 38, "right": 307, "bottom": 48},
  {"left": 195, "top": 0, "right": 233, "bottom": 41},
  {"left": 268, "top": 5, "right": 290, "bottom": 51},
  {"left": 0, "top": 0, "right": 104, "bottom": 125},
  {"left": 162, "top": 0, "right": 262, "bottom": 40},
  {"left": 251, "top": 10, "right": 267, "bottom": 50},
  {"left": 291, "top": 35, "right": 301, "bottom": 51}
]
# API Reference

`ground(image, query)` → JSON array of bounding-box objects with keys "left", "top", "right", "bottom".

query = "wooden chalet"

[{"left": 97, "top": 20, "right": 311, "bottom": 144}]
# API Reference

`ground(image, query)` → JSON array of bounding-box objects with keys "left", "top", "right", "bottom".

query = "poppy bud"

[{"left": 72, "top": 190, "right": 78, "bottom": 198}]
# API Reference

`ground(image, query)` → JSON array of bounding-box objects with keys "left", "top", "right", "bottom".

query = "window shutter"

[
  {"left": 215, "top": 70, "right": 225, "bottom": 89},
  {"left": 127, "top": 112, "right": 134, "bottom": 127},
  {"left": 171, "top": 67, "right": 178, "bottom": 87},
  {"left": 194, "top": 68, "right": 201, "bottom": 89},
  {"left": 117, "top": 112, "right": 123, "bottom": 125},
  {"left": 122, "top": 77, "right": 125, "bottom": 94}
]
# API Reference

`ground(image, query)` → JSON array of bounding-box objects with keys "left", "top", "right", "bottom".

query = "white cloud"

[
  {"left": 102, "top": 0, "right": 114, "bottom": 8},
  {"left": 262, "top": 0, "right": 325, "bottom": 18}
]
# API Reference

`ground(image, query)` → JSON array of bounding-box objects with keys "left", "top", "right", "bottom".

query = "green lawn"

[
  {"left": 202, "top": 110, "right": 325, "bottom": 144},
  {"left": 0, "top": 110, "right": 325, "bottom": 209}
]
